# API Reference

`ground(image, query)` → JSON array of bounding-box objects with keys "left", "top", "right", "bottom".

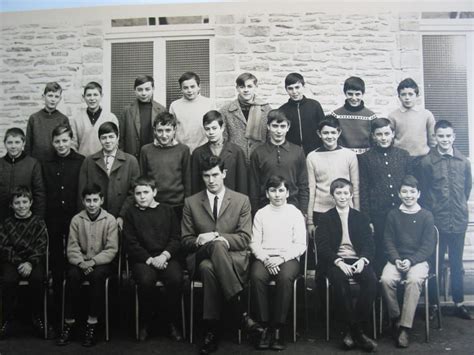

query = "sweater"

[
  {"left": 0, "top": 214, "right": 47, "bottom": 266},
  {"left": 25, "top": 108, "right": 70, "bottom": 161},
  {"left": 139, "top": 143, "right": 191, "bottom": 206},
  {"left": 250, "top": 203, "right": 306, "bottom": 262},
  {"left": 249, "top": 141, "right": 309, "bottom": 214},
  {"left": 70, "top": 108, "right": 119, "bottom": 156},
  {"left": 278, "top": 96, "right": 325, "bottom": 155},
  {"left": 0, "top": 153, "right": 45, "bottom": 221},
  {"left": 123, "top": 203, "right": 181, "bottom": 264},
  {"left": 388, "top": 106, "right": 436, "bottom": 157},
  {"left": 170, "top": 95, "right": 216, "bottom": 153},
  {"left": 330, "top": 100, "right": 377, "bottom": 153},
  {"left": 384, "top": 208, "right": 436, "bottom": 266},
  {"left": 306, "top": 146, "right": 359, "bottom": 218},
  {"left": 67, "top": 209, "right": 118, "bottom": 266}
]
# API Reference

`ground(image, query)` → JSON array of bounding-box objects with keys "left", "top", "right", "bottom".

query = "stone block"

[
  {"left": 215, "top": 26, "right": 235, "bottom": 36},
  {"left": 399, "top": 33, "right": 420, "bottom": 51},
  {"left": 34, "top": 59, "right": 57, "bottom": 67},
  {"left": 83, "top": 50, "right": 103, "bottom": 63},
  {"left": 3, "top": 58, "right": 34, "bottom": 66},
  {"left": 215, "top": 73, "right": 236, "bottom": 87},
  {"left": 400, "top": 50, "right": 422, "bottom": 69},
  {"left": 215, "top": 38, "right": 234, "bottom": 54},
  {"left": 279, "top": 42, "right": 296, "bottom": 54},
  {"left": 84, "top": 37, "right": 103, "bottom": 48},
  {"left": 56, "top": 34, "right": 76, "bottom": 40},
  {"left": 233, "top": 38, "right": 249, "bottom": 54},
  {"left": 239, "top": 55, "right": 254, "bottom": 62},
  {"left": 83, "top": 65, "right": 102, "bottom": 75},
  {"left": 249, "top": 38, "right": 267, "bottom": 44},
  {"left": 400, "top": 19, "right": 419, "bottom": 31},
  {"left": 215, "top": 15, "right": 236, "bottom": 24},
  {"left": 252, "top": 44, "right": 276, "bottom": 53},
  {"left": 51, "top": 51, "right": 69, "bottom": 57},
  {"left": 239, "top": 26, "right": 271, "bottom": 37},
  {"left": 6, "top": 47, "right": 32, "bottom": 52},
  {"left": 10, "top": 95, "right": 30, "bottom": 101},
  {"left": 256, "top": 53, "right": 291, "bottom": 61},
  {"left": 215, "top": 87, "right": 236, "bottom": 99},
  {"left": 240, "top": 62, "right": 270, "bottom": 71},
  {"left": 83, "top": 27, "right": 103, "bottom": 37},
  {"left": 297, "top": 43, "right": 312, "bottom": 53},
  {"left": 215, "top": 56, "right": 235, "bottom": 72}
]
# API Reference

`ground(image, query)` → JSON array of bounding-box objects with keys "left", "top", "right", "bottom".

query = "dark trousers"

[
  {"left": 438, "top": 232, "right": 466, "bottom": 304},
  {"left": 326, "top": 260, "right": 377, "bottom": 327},
  {"left": 132, "top": 259, "right": 183, "bottom": 325},
  {"left": 196, "top": 241, "right": 244, "bottom": 320},
  {"left": 65, "top": 264, "right": 113, "bottom": 319},
  {"left": 250, "top": 259, "right": 300, "bottom": 325},
  {"left": 1, "top": 262, "right": 45, "bottom": 320},
  {"left": 371, "top": 213, "right": 388, "bottom": 276}
]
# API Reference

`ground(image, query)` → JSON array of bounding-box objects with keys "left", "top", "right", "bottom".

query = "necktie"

[{"left": 213, "top": 195, "right": 218, "bottom": 221}]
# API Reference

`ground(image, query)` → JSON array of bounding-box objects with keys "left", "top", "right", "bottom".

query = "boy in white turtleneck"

[{"left": 249, "top": 175, "right": 306, "bottom": 351}]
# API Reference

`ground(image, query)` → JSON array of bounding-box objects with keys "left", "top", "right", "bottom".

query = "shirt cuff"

[
  {"left": 361, "top": 257, "right": 369, "bottom": 265},
  {"left": 334, "top": 258, "right": 343, "bottom": 266},
  {"left": 162, "top": 251, "right": 171, "bottom": 260},
  {"left": 146, "top": 257, "right": 153, "bottom": 265}
]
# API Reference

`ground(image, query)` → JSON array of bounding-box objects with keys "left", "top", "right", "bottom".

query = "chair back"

[{"left": 432, "top": 226, "right": 440, "bottom": 279}]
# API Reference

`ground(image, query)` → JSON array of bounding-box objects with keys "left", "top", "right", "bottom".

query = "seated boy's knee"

[{"left": 198, "top": 259, "right": 214, "bottom": 275}]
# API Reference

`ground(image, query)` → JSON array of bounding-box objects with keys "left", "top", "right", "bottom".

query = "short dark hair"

[
  {"left": 200, "top": 155, "right": 225, "bottom": 174},
  {"left": 330, "top": 178, "right": 353, "bottom": 196},
  {"left": 399, "top": 175, "right": 419, "bottom": 191},
  {"left": 153, "top": 111, "right": 177, "bottom": 128},
  {"left": 343, "top": 76, "right": 365, "bottom": 94},
  {"left": 10, "top": 185, "right": 33, "bottom": 204},
  {"left": 203, "top": 110, "right": 224, "bottom": 127},
  {"left": 4, "top": 127, "right": 26, "bottom": 143},
  {"left": 265, "top": 175, "right": 289, "bottom": 191},
  {"left": 83, "top": 81, "right": 103, "bottom": 96},
  {"left": 267, "top": 109, "right": 290, "bottom": 125},
  {"left": 285, "top": 72, "right": 305, "bottom": 87},
  {"left": 318, "top": 116, "right": 341, "bottom": 132},
  {"left": 397, "top": 78, "right": 419, "bottom": 96},
  {"left": 434, "top": 119, "right": 453, "bottom": 132},
  {"left": 133, "top": 175, "right": 157, "bottom": 190},
  {"left": 134, "top": 75, "right": 154, "bottom": 89},
  {"left": 179, "top": 72, "right": 201, "bottom": 87},
  {"left": 98, "top": 121, "right": 119, "bottom": 138},
  {"left": 370, "top": 117, "right": 393, "bottom": 134},
  {"left": 236, "top": 72, "right": 257, "bottom": 87},
  {"left": 52, "top": 123, "right": 73, "bottom": 140},
  {"left": 44, "top": 82, "right": 62, "bottom": 94},
  {"left": 81, "top": 183, "right": 103, "bottom": 199}
]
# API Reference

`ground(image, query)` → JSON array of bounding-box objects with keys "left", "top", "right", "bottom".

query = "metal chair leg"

[
  {"left": 379, "top": 296, "right": 383, "bottom": 335},
  {"left": 372, "top": 301, "right": 377, "bottom": 340},
  {"left": 293, "top": 279, "right": 297, "bottom": 343},
  {"left": 181, "top": 295, "right": 186, "bottom": 340},
  {"left": 105, "top": 278, "right": 109, "bottom": 341},
  {"left": 43, "top": 287, "right": 48, "bottom": 339},
  {"left": 61, "top": 279, "right": 66, "bottom": 331},
  {"left": 135, "top": 285, "right": 139, "bottom": 341},
  {"left": 325, "top": 278, "right": 330, "bottom": 342},
  {"left": 190, "top": 282, "right": 194, "bottom": 344},
  {"left": 425, "top": 280, "right": 429, "bottom": 342}
]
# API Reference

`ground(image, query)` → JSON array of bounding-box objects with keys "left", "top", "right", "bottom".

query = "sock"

[
  {"left": 87, "top": 316, "right": 98, "bottom": 325},
  {"left": 204, "top": 319, "right": 219, "bottom": 334},
  {"left": 456, "top": 302, "right": 464, "bottom": 308},
  {"left": 65, "top": 318, "right": 75, "bottom": 325}
]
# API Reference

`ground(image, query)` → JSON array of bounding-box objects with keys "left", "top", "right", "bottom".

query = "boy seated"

[
  {"left": 139, "top": 111, "right": 191, "bottom": 221},
  {"left": 70, "top": 81, "right": 119, "bottom": 156},
  {"left": 0, "top": 186, "right": 48, "bottom": 339},
  {"left": 170, "top": 71, "right": 216, "bottom": 153},
  {"left": 25, "top": 81, "right": 70, "bottom": 162},
  {"left": 56, "top": 184, "right": 118, "bottom": 347},
  {"left": 191, "top": 110, "right": 247, "bottom": 195},
  {"left": 330, "top": 76, "right": 377, "bottom": 154},
  {"left": 0, "top": 127, "right": 45, "bottom": 222},
  {"left": 249, "top": 175, "right": 306, "bottom": 351},
  {"left": 123, "top": 176, "right": 183, "bottom": 342},
  {"left": 381, "top": 175, "right": 436, "bottom": 348},
  {"left": 316, "top": 178, "right": 377, "bottom": 352},
  {"left": 278, "top": 72, "right": 325, "bottom": 155}
]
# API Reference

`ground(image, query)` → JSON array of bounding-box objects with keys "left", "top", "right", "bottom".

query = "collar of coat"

[{"left": 430, "top": 146, "right": 464, "bottom": 164}]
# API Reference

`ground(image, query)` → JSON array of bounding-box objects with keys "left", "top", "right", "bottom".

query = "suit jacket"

[
  {"left": 181, "top": 188, "right": 252, "bottom": 283},
  {"left": 316, "top": 207, "right": 374, "bottom": 272},
  {"left": 118, "top": 99, "right": 166, "bottom": 159}
]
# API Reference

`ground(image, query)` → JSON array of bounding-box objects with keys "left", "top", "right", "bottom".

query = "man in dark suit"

[
  {"left": 316, "top": 178, "right": 377, "bottom": 352},
  {"left": 181, "top": 155, "right": 260, "bottom": 355}
]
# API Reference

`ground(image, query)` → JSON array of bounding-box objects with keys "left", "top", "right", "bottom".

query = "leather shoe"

[
  {"left": 353, "top": 330, "right": 377, "bottom": 352},
  {"left": 82, "top": 323, "right": 97, "bottom": 347},
  {"left": 455, "top": 305, "right": 474, "bottom": 320},
  {"left": 429, "top": 305, "right": 439, "bottom": 321},
  {"left": 138, "top": 325, "right": 148, "bottom": 341},
  {"left": 342, "top": 331, "right": 356, "bottom": 350},
  {"left": 168, "top": 323, "right": 183, "bottom": 342},
  {"left": 200, "top": 331, "right": 218, "bottom": 355},
  {"left": 242, "top": 314, "right": 264, "bottom": 336},
  {"left": 255, "top": 327, "right": 270, "bottom": 350},
  {"left": 0, "top": 321, "right": 10, "bottom": 340},
  {"left": 56, "top": 323, "right": 74, "bottom": 346},
  {"left": 397, "top": 328, "right": 409, "bottom": 348},
  {"left": 270, "top": 328, "right": 286, "bottom": 351}
]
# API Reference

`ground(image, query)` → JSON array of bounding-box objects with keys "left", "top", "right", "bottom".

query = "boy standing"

[
  {"left": 220, "top": 72, "right": 272, "bottom": 163},
  {"left": 278, "top": 72, "right": 325, "bottom": 155},
  {"left": 191, "top": 110, "right": 247, "bottom": 195},
  {"left": 140, "top": 112, "right": 191, "bottom": 221},
  {"left": 418, "top": 120, "right": 472, "bottom": 320},
  {"left": 123, "top": 176, "right": 183, "bottom": 341},
  {"left": 25, "top": 82, "right": 70, "bottom": 162},
  {"left": 381, "top": 175, "right": 436, "bottom": 348},
  {"left": 56, "top": 184, "right": 118, "bottom": 347},
  {"left": 0, "top": 128, "right": 45, "bottom": 222},
  {"left": 119, "top": 75, "right": 166, "bottom": 159},
  {"left": 388, "top": 78, "right": 436, "bottom": 158},
  {"left": 70, "top": 82, "right": 119, "bottom": 156},
  {"left": 169, "top": 72, "right": 215, "bottom": 153},
  {"left": 249, "top": 109, "right": 308, "bottom": 216},
  {"left": 330, "top": 76, "right": 377, "bottom": 154},
  {"left": 0, "top": 186, "right": 48, "bottom": 339}
]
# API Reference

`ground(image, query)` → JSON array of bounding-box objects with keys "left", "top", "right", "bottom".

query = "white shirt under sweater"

[
  {"left": 336, "top": 206, "right": 357, "bottom": 259},
  {"left": 250, "top": 203, "right": 307, "bottom": 262},
  {"left": 306, "top": 147, "right": 360, "bottom": 219}
]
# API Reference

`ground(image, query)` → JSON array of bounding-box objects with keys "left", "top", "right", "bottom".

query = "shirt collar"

[
  {"left": 316, "top": 145, "right": 342, "bottom": 152},
  {"left": 103, "top": 148, "right": 117, "bottom": 157},
  {"left": 399, "top": 203, "right": 421, "bottom": 214},
  {"left": 206, "top": 187, "right": 226, "bottom": 202},
  {"left": 267, "top": 140, "right": 290, "bottom": 151},
  {"left": 399, "top": 105, "right": 420, "bottom": 113},
  {"left": 153, "top": 138, "right": 179, "bottom": 147},
  {"left": 437, "top": 146, "right": 454, "bottom": 157}
]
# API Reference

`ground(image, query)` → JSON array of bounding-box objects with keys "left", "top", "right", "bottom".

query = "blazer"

[
  {"left": 118, "top": 99, "right": 166, "bottom": 159},
  {"left": 316, "top": 207, "right": 374, "bottom": 271},
  {"left": 181, "top": 188, "right": 252, "bottom": 283}
]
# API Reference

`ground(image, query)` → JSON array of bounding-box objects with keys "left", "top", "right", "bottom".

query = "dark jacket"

[
  {"left": 278, "top": 96, "right": 324, "bottom": 155},
  {"left": 316, "top": 207, "right": 374, "bottom": 271},
  {"left": 418, "top": 147, "right": 472, "bottom": 234}
]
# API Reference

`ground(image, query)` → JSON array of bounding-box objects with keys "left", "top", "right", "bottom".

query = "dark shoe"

[
  {"left": 455, "top": 305, "right": 474, "bottom": 320},
  {"left": 390, "top": 317, "right": 400, "bottom": 341},
  {"left": 82, "top": 323, "right": 97, "bottom": 347},
  {"left": 342, "top": 331, "right": 356, "bottom": 350},
  {"left": 270, "top": 328, "right": 286, "bottom": 351},
  {"left": 138, "top": 325, "right": 148, "bottom": 341},
  {"left": 0, "top": 321, "right": 10, "bottom": 340},
  {"left": 255, "top": 327, "right": 270, "bottom": 350},
  {"left": 429, "top": 305, "right": 439, "bottom": 321},
  {"left": 56, "top": 323, "right": 74, "bottom": 346},
  {"left": 353, "top": 330, "right": 377, "bottom": 352},
  {"left": 168, "top": 323, "right": 183, "bottom": 342},
  {"left": 200, "top": 331, "right": 218, "bottom": 355},
  {"left": 242, "top": 314, "right": 264, "bottom": 336},
  {"left": 32, "top": 317, "right": 46, "bottom": 338},
  {"left": 397, "top": 328, "right": 409, "bottom": 348}
]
